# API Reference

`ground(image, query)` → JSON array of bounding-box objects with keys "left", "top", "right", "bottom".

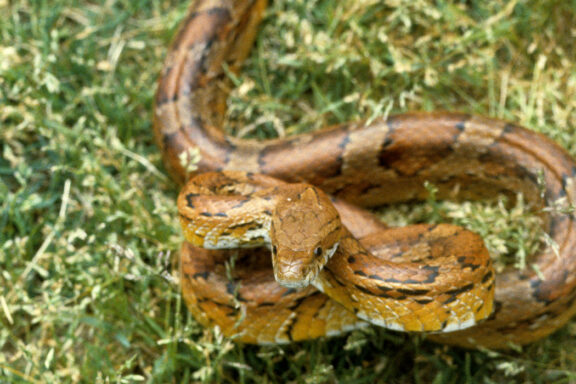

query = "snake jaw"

[{"left": 276, "top": 277, "right": 310, "bottom": 289}]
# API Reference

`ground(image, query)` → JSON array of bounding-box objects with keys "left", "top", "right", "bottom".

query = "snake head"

[{"left": 270, "top": 185, "right": 342, "bottom": 288}]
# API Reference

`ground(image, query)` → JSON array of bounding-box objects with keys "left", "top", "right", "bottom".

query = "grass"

[{"left": 1, "top": 0, "right": 576, "bottom": 382}]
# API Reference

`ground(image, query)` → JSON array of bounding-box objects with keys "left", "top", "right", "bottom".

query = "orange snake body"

[{"left": 154, "top": 0, "right": 576, "bottom": 348}]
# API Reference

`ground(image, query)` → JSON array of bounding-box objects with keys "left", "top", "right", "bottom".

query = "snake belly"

[{"left": 153, "top": 0, "right": 576, "bottom": 349}]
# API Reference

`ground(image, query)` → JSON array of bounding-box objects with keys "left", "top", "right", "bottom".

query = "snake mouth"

[
  {"left": 275, "top": 266, "right": 320, "bottom": 288},
  {"left": 276, "top": 278, "right": 310, "bottom": 289}
]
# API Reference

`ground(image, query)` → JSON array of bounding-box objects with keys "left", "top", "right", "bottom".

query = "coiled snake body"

[{"left": 154, "top": 0, "right": 576, "bottom": 348}]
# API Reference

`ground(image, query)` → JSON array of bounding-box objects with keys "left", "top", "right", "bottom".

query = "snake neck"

[{"left": 313, "top": 224, "right": 495, "bottom": 333}]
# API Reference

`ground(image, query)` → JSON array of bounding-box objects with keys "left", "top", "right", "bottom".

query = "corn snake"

[{"left": 153, "top": 0, "right": 576, "bottom": 348}]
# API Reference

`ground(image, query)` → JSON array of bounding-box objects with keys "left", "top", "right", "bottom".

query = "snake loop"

[
  {"left": 154, "top": 0, "right": 576, "bottom": 348},
  {"left": 178, "top": 170, "right": 494, "bottom": 340}
]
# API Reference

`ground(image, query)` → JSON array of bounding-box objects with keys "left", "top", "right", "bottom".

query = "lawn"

[{"left": 1, "top": 0, "right": 576, "bottom": 382}]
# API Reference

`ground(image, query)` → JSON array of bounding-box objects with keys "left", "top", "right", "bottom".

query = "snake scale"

[{"left": 153, "top": 0, "right": 576, "bottom": 349}]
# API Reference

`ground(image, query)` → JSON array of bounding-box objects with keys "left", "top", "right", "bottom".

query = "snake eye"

[
  {"left": 314, "top": 247, "right": 323, "bottom": 257},
  {"left": 272, "top": 245, "right": 278, "bottom": 255}
]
